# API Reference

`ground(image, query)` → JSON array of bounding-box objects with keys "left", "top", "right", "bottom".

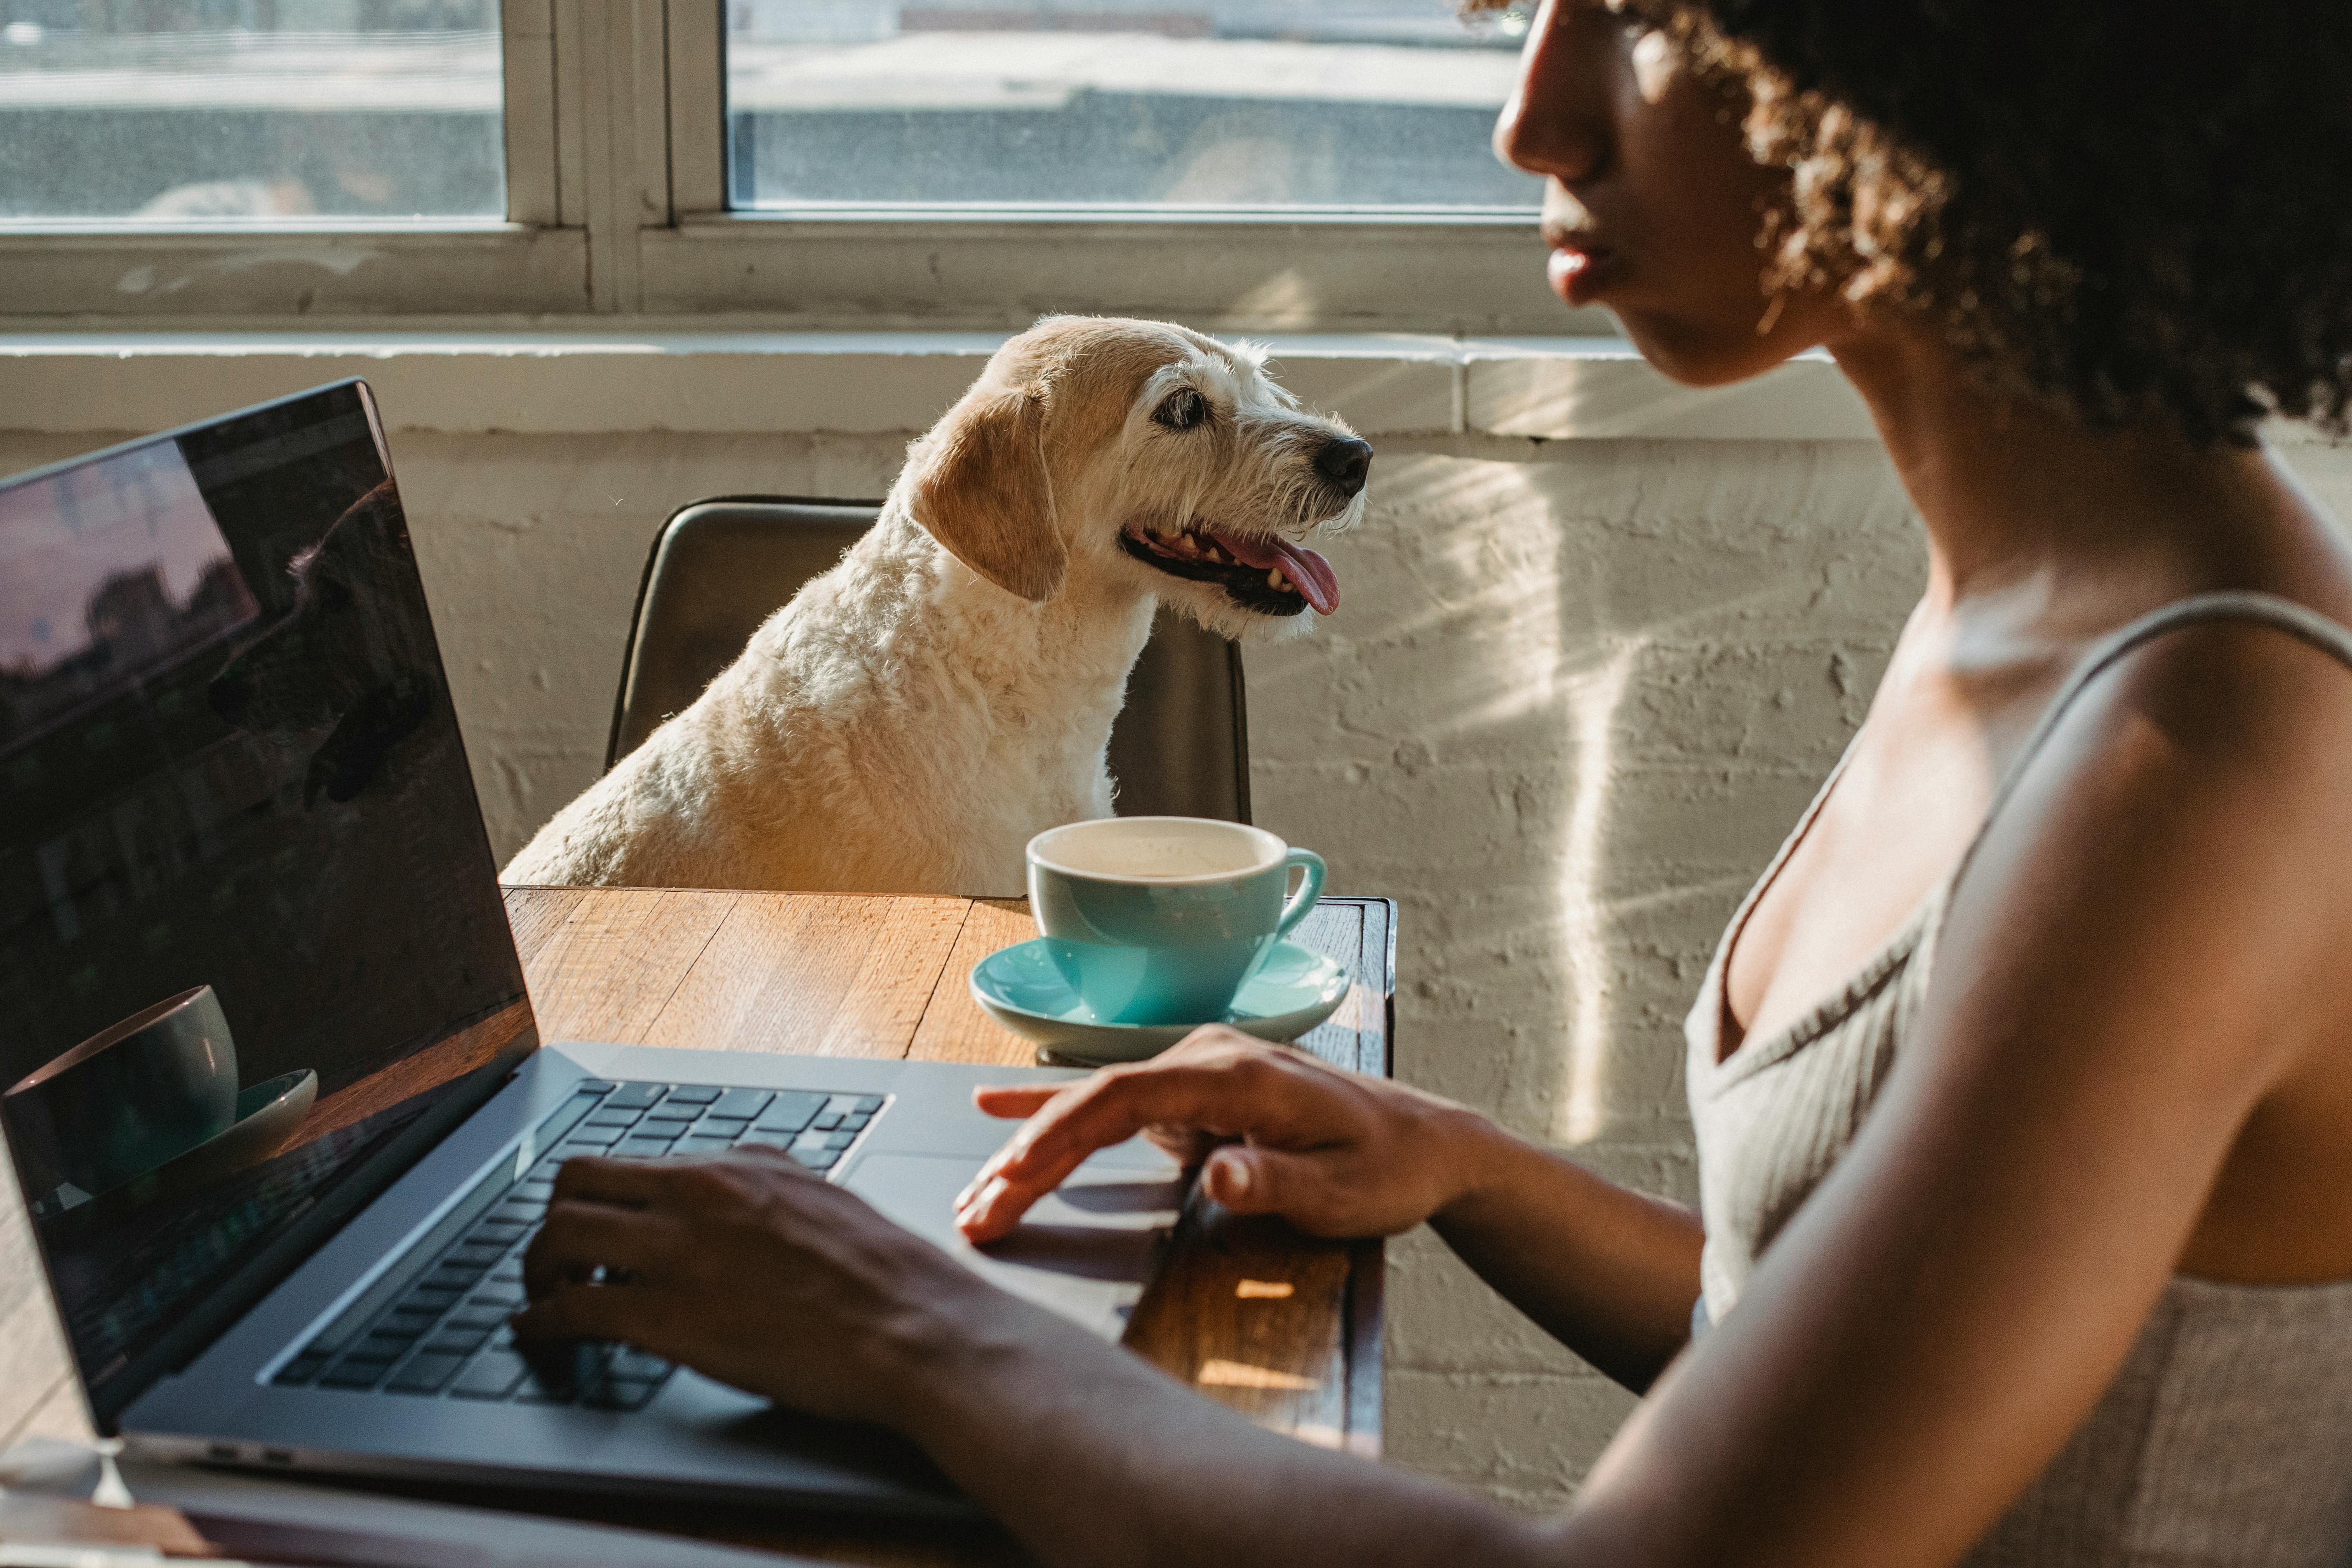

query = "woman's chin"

[{"left": 1615, "top": 309, "right": 1811, "bottom": 389}]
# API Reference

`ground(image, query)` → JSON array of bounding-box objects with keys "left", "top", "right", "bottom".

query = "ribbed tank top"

[{"left": 1684, "top": 592, "right": 2352, "bottom": 1567}]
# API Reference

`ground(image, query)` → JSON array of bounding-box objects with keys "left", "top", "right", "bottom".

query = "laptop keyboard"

[{"left": 266, "top": 1077, "right": 887, "bottom": 1409}]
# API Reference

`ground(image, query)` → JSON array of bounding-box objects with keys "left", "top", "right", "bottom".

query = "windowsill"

[
  {"left": 4, "top": 328, "right": 2338, "bottom": 447},
  {"left": 0, "top": 328, "right": 1886, "bottom": 443},
  {"left": 0, "top": 221, "right": 1592, "bottom": 334}
]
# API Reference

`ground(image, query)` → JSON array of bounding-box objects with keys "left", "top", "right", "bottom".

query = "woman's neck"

[{"left": 1827, "top": 324, "right": 2321, "bottom": 632}]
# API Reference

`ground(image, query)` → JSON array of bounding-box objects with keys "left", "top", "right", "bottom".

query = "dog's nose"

[{"left": 1315, "top": 437, "right": 1373, "bottom": 496}]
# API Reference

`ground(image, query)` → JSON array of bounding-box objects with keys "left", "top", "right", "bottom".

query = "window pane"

[
  {"left": 0, "top": 0, "right": 503, "bottom": 221},
  {"left": 726, "top": 1, "right": 1540, "bottom": 212}
]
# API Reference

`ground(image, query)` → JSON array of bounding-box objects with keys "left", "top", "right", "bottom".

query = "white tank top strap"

[{"left": 1946, "top": 590, "right": 2352, "bottom": 897}]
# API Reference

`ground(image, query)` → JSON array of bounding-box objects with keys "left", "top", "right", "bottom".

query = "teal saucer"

[{"left": 971, "top": 938, "right": 1350, "bottom": 1065}]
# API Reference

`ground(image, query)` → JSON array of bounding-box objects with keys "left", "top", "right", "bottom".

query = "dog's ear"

[{"left": 906, "top": 386, "right": 1065, "bottom": 603}]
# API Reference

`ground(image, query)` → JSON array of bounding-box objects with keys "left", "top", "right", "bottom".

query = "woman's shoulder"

[
  {"left": 2076, "top": 592, "right": 2352, "bottom": 780},
  {"left": 2012, "top": 592, "right": 2352, "bottom": 866},
  {"left": 1949, "top": 589, "right": 2352, "bottom": 1060},
  {"left": 1950, "top": 591, "right": 2352, "bottom": 865}
]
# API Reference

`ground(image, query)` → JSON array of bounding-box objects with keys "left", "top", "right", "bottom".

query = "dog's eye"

[{"left": 1152, "top": 388, "right": 1208, "bottom": 431}]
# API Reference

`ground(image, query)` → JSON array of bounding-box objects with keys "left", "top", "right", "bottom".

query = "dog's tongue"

[{"left": 1207, "top": 529, "right": 1340, "bottom": 615}]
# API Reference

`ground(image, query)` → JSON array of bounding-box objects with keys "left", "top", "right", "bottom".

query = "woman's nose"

[{"left": 1492, "top": 0, "right": 1612, "bottom": 185}]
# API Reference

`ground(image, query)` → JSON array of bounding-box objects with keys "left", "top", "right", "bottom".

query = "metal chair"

[{"left": 605, "top": 498, "right": 1252, "bottom": 822}]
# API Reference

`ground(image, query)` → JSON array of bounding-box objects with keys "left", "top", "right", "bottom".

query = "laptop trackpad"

[{"left": 845, "top": 1150, "right": 1184, "bottom": 1341}]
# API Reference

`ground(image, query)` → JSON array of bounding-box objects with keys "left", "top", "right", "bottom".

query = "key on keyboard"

[{"left": 269, "top": 1076, "right": 889, "bottom": 1408}]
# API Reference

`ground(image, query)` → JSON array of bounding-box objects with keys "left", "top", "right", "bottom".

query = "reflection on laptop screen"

[{"left": 0, "top": 382, "right": 531, "bottom": 1421}]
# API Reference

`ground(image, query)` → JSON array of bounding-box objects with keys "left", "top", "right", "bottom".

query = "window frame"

[{"left": 0, "top": 0, "right": 1568, "bottom": 335}]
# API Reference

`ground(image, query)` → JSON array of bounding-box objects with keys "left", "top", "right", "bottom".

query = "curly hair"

[{"left": 1517, "top": 2, "right": 2352, "bottom": 445}]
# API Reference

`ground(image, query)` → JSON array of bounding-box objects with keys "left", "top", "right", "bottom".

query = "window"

[
  {"left": 0, "top": 0, "right": 1569, "bottom": 333},
  {"left": 0, "top": 0, "right": 505, "bottom": 221},
  {"left": 724, "top": 0, "right": 1540, "bottom": 214}
]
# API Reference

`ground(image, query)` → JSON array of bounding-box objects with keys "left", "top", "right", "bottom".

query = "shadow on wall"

[{"left": 1249, "top": 441, "right": 1922, "bottom": 1154}]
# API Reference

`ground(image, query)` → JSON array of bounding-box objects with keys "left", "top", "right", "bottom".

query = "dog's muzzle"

[{"left": 1118, "top": 523, "right": 1340, "bottom": 617}]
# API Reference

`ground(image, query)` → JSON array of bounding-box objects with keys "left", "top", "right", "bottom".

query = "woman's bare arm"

[
  {"left": 520, "top": 623, "right": 2352, "bottom": 1568},
  {"left": 1543, "top": 622, "right": 2352, "bottom": 1567},
  {"left": 1430, "top": 1137, "right": 1702, "bottom": 1389}
]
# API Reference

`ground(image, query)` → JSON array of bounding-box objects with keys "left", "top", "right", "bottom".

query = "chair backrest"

[{"left": 607, "top": 498, "right": 1251, "bottom": 823}]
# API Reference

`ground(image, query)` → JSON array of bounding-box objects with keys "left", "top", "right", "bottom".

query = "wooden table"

[
  {"left": 0, "top": 888, "right": 1395, "bottom": 1568},
  {"left": 495, "top": 886, "right": 1395, "bottom": 1564}
]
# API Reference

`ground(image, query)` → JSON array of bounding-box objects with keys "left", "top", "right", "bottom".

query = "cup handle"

[{"left": 1272, "top": 849, "right": 1326, "bottom": 943}]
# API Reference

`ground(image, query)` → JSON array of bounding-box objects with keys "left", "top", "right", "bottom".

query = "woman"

[{"left": 516, "top": 2, "right": 2352, "bottom": 1563}]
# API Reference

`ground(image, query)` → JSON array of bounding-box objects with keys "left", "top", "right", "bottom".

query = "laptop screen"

[{"left": 0, "top": 382, "right": 533, "bottom": 1425}]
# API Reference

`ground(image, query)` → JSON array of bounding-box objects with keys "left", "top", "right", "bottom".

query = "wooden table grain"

[{"left": 0, "top": 888, "right": 1396, "bottom": 1567}]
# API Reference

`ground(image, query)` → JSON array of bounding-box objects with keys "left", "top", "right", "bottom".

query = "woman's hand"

[
  {"left": 514, "top": 1143, "right": 1014, "bottom": 1427},
  {"left": 953, "top": 1027, "right": 1496, "bottom": 1244}
]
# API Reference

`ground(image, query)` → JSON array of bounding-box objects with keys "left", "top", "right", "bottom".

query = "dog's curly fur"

[{"left": 501, "top": 317, "right": 1367, "bottom": 895}]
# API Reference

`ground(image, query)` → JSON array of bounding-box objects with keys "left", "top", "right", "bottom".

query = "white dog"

[{"left": 501, "top": 316, "right": 1371, "bottom": 895}]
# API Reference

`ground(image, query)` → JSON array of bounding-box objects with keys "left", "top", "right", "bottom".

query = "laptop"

[{"left": 0, "top": 379, "right": 1183, "bottom": 1516}]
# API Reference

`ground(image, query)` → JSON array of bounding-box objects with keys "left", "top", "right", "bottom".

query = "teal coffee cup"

[{"left": 1025, "top": 817, "right": 1327, "bottom": 1026}]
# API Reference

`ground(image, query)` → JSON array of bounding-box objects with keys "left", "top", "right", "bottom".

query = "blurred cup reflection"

[{"left": 5, "top": 983, "right": 238, "bottom": 1198}]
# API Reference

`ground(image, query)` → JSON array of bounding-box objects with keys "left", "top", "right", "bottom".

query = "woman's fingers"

[
  {"left": 1201, "top": 1146, "right": 1358, "bottom": 1236},
  {"left": 1143, "top": 1124, "right": 1229, "bottom": 1165},
  {"left": 971, "top": 1084, "right": 1061, "bottom": 1119},
  {"left": 548, "top": 1152, "right": 668, "bottom": 1206},
  {"left": 981, "top": 1084, "right": 1235, "bottom": 1164},
  {"left": 513, "top": 1146, "right": 990, "bottom": 1425},
  {"left": 512, "top": 1276, "right": 669, "bottom": 1348},
  {"left": 956, "top": 1047, "right": 1343, "bottom": 1241},
  {"left": 967, "top": 1031, "right": 1316, "bottom": 1175},
  {"left": 953, "top": 1066, "right": 1238, "bottom": 1231},
  {"left": 524, "top": 1193, "right": 687, "bottom": 1298}
]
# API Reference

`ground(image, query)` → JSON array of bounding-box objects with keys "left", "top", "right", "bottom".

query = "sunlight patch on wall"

[
  {"left": 1411, "top": 461, "right": 1569, "bottom": 735},
  {"left": 1554, "top": 637, "right": 1642, "bottom": 1146}
]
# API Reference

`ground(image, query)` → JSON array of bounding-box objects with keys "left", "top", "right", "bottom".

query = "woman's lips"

[{"left": 1547, "top": 243, "right": 1616, "bottom": 307}]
